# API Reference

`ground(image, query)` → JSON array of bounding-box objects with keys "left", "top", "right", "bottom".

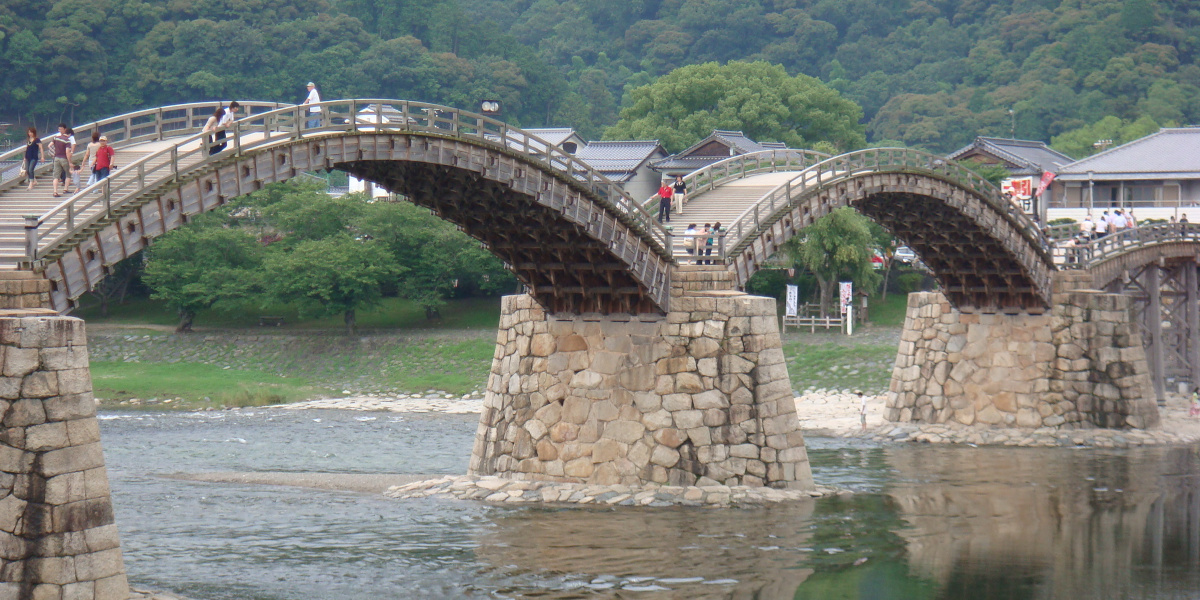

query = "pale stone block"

[
  {"left": 673, "top": 410, "right": 703, "bottom": 430},
  {"left": 563, "top": 457, "right": 593, "bottom": 478},
  {"left": 561, "top": 397, "right": 591, "bottom": 424},
  {"left": 0, "top": 378, "right": 20, "bottom": 401},
  {"left": 603, "top": 421, "right": 645, "bottom": 444},
  {"left": 523, "top": 419, "right": 548, "bottom": 441},
  {"left": 21, "top": 371, "right": 58, "bottom": 399},
  {"left": 641, "top": 410, "right": 673, "bottom": 431},
  {"left": 0, "top": 495, "right": 26, "bottom": 534},
  {"left": 692, "top": 390, "right": 728, "bottom": 410},
  {"left": 25, "top": 422, "right": 69, "bottom": 453},
  {"left": 83, "top": 525, "right": 121, "bottom": 553},
  {"left": 687, "top": 427, "right": 712, "bottom": 446},
  {"left": 650, "top": 445, "right": 680, "bottom": 468},
  {"left": 40, "top": 443, "right": 105, "bottom": 478},
  {"left": 6, "top": 398, "right": 46, "bottom": 427},
  {"left": 674, "top": 373, "right": 703, "bottom": 394},
  {"left": 570, "top": 370, "right": 603, "bottom": 390},
  {"left": 30, "top": 584, "right": 62, "bottom": 600}
]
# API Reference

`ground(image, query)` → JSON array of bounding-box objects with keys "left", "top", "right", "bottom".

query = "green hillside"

[{"left": 0, "top": 0, "right": 1194, "bottom": 153}]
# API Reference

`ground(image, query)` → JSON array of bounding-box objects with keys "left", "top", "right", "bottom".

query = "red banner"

[{"left": 1035, "top": 171, "right": 1056, "bottom": 197}]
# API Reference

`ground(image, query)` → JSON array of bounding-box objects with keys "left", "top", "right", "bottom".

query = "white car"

[{"left": 894, "top": 246, "right": 918, "bottom": 264}]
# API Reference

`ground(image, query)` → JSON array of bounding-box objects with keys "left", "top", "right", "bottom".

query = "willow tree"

[{"left": 786, "top": 207, "right": 881, "bottom": 317}]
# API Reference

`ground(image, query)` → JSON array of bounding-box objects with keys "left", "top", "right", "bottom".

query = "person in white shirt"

[
  {"left": 1080, "top": 214, "right": 1095, "bottom": 239},
  {"left": 213, "top": 100, "right": 240, "bottom": 153},
  {"left": 301, "top": 82, "right": 322, "bottom": 129}
]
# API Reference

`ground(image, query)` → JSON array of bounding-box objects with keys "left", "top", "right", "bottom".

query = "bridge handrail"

[
  {"left": 0, "top": 101, "right": 291, "bottom": 191},
  {"left": 26, "top": 99, "right": 671, "bottom": 264},
  {"left": 717, "top": 148, "right": 1051, "bottom": 264},
  {"left": 1054, "top": 223, "right": 1200, "bottom": 268},
  {"left": 640, "top": 148, "right": 831, "bottom": 212}
]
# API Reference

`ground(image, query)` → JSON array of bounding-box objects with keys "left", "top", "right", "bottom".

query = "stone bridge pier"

[
  {"left": 469, "top": 266, "right": 813, "bottom": 489},
  {"left": 887, "top": 272, "right": 1161, "bottom": 429}
]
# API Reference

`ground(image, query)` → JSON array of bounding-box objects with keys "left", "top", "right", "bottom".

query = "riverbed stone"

[{"left": 470, "top": 280, "right": 813, "bottom": 490}]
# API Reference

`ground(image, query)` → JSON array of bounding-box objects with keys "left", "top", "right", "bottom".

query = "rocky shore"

[{"left": 386, "top": 475, "right": 841, "bottom": 507}]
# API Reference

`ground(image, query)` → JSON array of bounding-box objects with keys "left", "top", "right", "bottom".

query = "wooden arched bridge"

[{"left": 0, "top": 98, "right": 1193, "bottom": 330}]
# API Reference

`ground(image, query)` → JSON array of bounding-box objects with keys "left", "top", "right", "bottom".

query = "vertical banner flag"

[
  {"left": 785, "top": 285, "right": 799, "bottom": 318},
  {"left": 839, "top": 282, "right": 853, "bottom": 315},
  {"left": 1035, "top": 171, "right": 1057, "bottom": 197}
]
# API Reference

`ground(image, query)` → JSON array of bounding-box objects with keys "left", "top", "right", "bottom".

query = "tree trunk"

[
  {"left": 99, "top": 293, "right": 109, "bottom": 318},
  {"left": 344, "top": 309, "right": 356, "bottom": 335},
  {"left": 880, "top": 257, "right": 894, "bottom": 302},
  {"left": 817, "top": 277, "right": 834, "bottom": 318},
  {"left": 176, "top": 309, "right": 195, "bottom": 333}
]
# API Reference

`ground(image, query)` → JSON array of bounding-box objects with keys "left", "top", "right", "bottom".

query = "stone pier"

[
  {"left": 0, "top": 272, "right": 130, "bottom": 600},
  {"left": 886, "top": 285, "right": 1160, "bottom": 429},
  {"left": 469, "top": 267, "right": 812, "bottom": 489}
]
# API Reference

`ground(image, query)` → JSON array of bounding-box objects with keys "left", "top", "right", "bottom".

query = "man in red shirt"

[
  {"left": 94, "top": 136, "right": 115, "bottom": 182},
  {"left": 657, "top": 181, "right": 673, "bottom": 223}
]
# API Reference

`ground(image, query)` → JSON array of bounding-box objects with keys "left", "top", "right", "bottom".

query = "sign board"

[
  {"left": 785, "top": 285, "right": 799, "bottom": 318},
  {"left": 839, "top": 282, "right": 853, "bottom": 315},
  {"left": 1002, "top": 177, "right": 1034, "bottom": 199}
]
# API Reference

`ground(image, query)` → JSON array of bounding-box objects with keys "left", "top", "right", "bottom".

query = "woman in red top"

[
  {"left": 94, "top": 136, "right": 115, "bottom": 182},
  {"left": 656, "top": 181, "right": 673, "bottom": 223}
]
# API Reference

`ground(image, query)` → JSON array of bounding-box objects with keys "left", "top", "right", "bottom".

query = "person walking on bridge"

[
  {"left": 672, "top": 175, "right": 687, "bottom": 213},
  {"left": 92, "top": 136, "right": 115, "bottom": 183},
  {"left": 657, "top": 181, "right": 673, "bottom": 223},
  {"left": 21, "top": 127, "right": 43, "bottom": 191},
  {"left": 46, "top": 123, "right": 74, "bottom": 197},
  {"left": 301, "top": 82, "right": 322, "bottom": 129}
]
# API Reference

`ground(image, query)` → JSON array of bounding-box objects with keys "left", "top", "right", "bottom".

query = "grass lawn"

[
  {"left": 90, "top": 361, "right": 333, "bottom": 408},
  {"left": 73, "top": 295, "right": 503, "bottom": 331},
  {"left": 784, "top": 340, "right": 898, "bottom": 394},
  {"left": 866, "top": 293, "right": 911, "bottom": 328}
]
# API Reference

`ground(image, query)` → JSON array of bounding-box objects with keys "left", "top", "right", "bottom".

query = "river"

[{"left": 99, "top": 409, "right": 1200, "bottom": 600}]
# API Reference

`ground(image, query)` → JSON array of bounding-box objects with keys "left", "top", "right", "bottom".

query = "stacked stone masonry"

[
  {"left": 887, "top": 291, "right": 1160, "bottom": 429},
  {"left": 0, "top": 316, "right": 129, "bottom": 600},
  {"left": 0, "top": 274, "right": 52, "bottom": 312},
  {"left": 469, "top": 289, "right": 813, "bottom": 490}
]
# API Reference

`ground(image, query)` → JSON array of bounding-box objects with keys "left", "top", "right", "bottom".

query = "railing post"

[
  {"left": 718, "top": 233, "right": 726, "bottom": 263},
  {"left": 103, "top": 179, "right": 112, "bottom": 219},
  {"left": 138, "top": 162, "right": 146, "bottom": 188},
  {"left": 170, "top": 147, "right": 179, "bottom": 181},
  {"left": 66, "top": 202, "right": 74, "bottom": 232},
  {"left": 23, "top": 216, "right": 38, "bottom": 264},
  {"left": 234, "top": 123, "right": 242, "bottom": 156}
]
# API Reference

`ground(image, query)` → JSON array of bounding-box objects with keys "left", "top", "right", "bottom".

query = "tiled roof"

[
  {"left": 650, "top": 130, "right": 786, "bottom": 173},
  {"left": 524, "top": 128, "right": 580, "bottom": 148},
  {"left": 575, "top": 141, "right": 665, "bottom": 180},
  {"left": 1056, "top": 128, "right": 1200, "bottom": 180},
  {"left": 948, "top": 137, "right": 1074, "bottom": 175},
  {"left": 649, "top": 155, "right": 727, "bottom": 171}
]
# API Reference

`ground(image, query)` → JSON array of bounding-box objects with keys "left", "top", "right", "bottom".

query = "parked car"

[
  {"left": 871, "top": 249, "right": 885, "bottom": 269},
  {"left": 894, "top": 246, "right": 918, "bottom": 264}
]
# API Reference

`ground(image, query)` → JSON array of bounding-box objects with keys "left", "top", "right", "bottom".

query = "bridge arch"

[
  {"left": 20, "top": 101, "right": 674, "bottom": 314},
  {"left": 714, "top": 149, "right": 1056, "bottom": 313},
  {"left": 1057, "top": 224, "right": 1200, "bottom": 289}
]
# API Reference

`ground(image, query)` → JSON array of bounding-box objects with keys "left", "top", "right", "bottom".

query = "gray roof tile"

[
  {"left": 1056, "top": 128, "right": 1200, "bottom": 179},
  {"left": 948, "top": 137, "right": 1074, "bottom": 174}
]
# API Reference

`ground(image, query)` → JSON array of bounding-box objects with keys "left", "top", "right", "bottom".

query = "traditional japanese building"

[
  {"left": 948, "top": 137, "right": 1074, "bottom": 222},
  {"left": 650, "top": 130, "right": 787, "bottom": 177},
  {"left": 574, "top": 140, "right": 668, "bottom": 202}
]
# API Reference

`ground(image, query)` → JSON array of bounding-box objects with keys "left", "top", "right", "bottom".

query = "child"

[{"left": 1189, "top": 389, "right": 1200, "bottom": 418}]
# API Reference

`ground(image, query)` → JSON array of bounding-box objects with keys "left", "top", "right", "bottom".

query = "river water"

[{"left": 99, "top": 409, "right": 1200, "bottom": 600}]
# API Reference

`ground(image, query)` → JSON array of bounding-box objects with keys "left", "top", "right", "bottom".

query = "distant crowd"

[{"left": 1077, "top": 208, "right": 1189, "bottom": 240}]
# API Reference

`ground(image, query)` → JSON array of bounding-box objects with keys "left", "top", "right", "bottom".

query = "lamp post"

[
  {"left": 1008, "top": 108, "right": 1015, "bottom": 139},
  {"left": 1088, "top": 170, "right": 1095, "bottom": 213}
]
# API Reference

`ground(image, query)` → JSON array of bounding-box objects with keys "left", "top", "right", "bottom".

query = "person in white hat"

[{"left": 301, "top": 82, "right": 322, "bottom": 129}]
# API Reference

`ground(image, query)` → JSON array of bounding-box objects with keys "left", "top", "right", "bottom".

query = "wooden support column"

[
  {"left": 1147, "top": 267, "right": 1166, "bottom": 403},
  {"left": 1188, "top": 261, "right": 1200, "bottom": 391}
]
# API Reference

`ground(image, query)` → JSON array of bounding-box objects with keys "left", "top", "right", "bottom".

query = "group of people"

[
  {"left": 21, "top": 123, "right": 116, "bottom": 197},
  {"left": 683, "top": 222, "right": 721, "bottom": 264},
  {"left": 656, "top": 176, "right": 687, "bottom": 223},
  {"left": 1078, "top": 209, "right": 1138, "bottom": 239}
]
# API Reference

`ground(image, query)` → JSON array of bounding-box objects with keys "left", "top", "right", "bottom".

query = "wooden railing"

[
  {"left": 1054, "top": 223, "right": 1200, "bottom": 268},
  {"left": 711, "top": 148, "right": 1050, "bottom": 264},
  {"left": 641, "top": 148, "right": 830, "bottom": 212},
  {"left": 0, "top": 101, "right": 290, "bottom": 192},
  {"left": 23, "top": 99, "right": 671, "bottom": 265}
]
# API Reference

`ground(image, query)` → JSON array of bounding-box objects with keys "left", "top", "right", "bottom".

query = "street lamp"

[
  {"left": 1008, "top": 108, "right": 1015, "bottom": 139},
  {"left": 1088, "top": 170, "right": 1095, "bottom": 212}
]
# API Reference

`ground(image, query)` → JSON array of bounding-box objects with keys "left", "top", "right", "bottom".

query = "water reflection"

[{"left": 97, "top": 412, "right": 1200, "bottom": 600}]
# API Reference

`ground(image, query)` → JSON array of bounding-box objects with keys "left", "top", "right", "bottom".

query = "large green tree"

[
  {"left": 142, "top": 221, "right": 264, "bottom": 332},
  {"left": 605, "top": 61, "right": 866, "bottom": 152},
  {"left": 785, "top": 207, "right": 881, "bottom": 317}
]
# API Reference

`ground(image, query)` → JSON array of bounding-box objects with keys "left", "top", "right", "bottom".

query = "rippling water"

[{"left": 99, "top": 410, "right": 1200, "bottom": 600}]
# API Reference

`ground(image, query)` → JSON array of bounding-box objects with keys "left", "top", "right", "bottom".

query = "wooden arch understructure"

[{"left": 712, "top": 149, "right": 1057, "bottom": 314}]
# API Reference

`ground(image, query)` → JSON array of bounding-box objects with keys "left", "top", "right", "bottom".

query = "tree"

[
  {"left": 142, "top": 222, "right": 264, "bottom": 332},
  {"left": 784, "top": 207, "right": 881, "bottom": 317},
  {"left": 605, "top": 61, "right": 865, "bottom": 153},
  {"left": 1050, "top": 115, "right": 1160, "bottom": 158},
  {"left": 262, "top": 235, "right": 401, "bottom": 334}
]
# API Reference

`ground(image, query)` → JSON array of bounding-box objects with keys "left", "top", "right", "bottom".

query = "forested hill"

[{"left": 1, "top": 0, "right": 1195, "bottom": 154}]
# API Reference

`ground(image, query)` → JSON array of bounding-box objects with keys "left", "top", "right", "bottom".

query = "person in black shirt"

[{"left": 22, "top": 127, "right": 43, "bottom": 191}]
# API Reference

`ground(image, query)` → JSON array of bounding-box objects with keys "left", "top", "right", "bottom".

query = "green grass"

[
  {"left": 90, "top": 361, "right": 333, "bottom": 409},
  {"left": 73, "top": 295, "right": 502, "bottom": 331},
  {"left": 784, "top": 341, "right": 898, "bottom": 394},
  {"left": 866, "top": 293, "right": 911, "bottom": 328}
]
